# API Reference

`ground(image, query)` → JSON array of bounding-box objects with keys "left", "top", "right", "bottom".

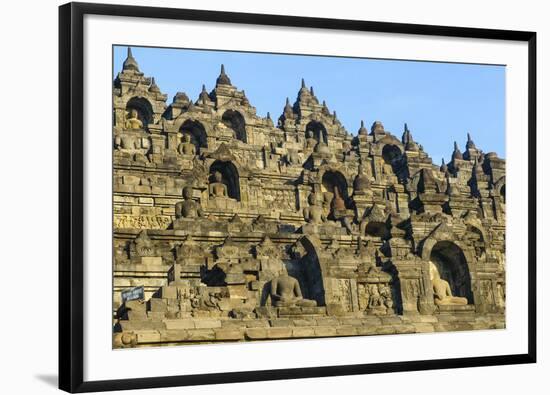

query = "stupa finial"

[
  {"left": 122, "top": 46, "right": 140, "bottom": 72},
  {"left": 216, "top": 64, "right": 232, "bottom": 86}
]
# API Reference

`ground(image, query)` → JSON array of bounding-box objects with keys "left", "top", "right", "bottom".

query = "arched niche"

[
  {"left": 222, "top": 110, "right": 247, "bottom": 143},
  {"left": 430, "top": 241, "right": 474, "bottom": 303},
  {"left": 381, "top": 144, "right": 402, "bottom": 165},
  {"left": 286, "top": 236, "right": 326, "bottom": 306},
  {"left": 494, "top": 176, "right": 506, "bottom": 204},
  {"left": 180, "top": 120, "right": 207, "bottom": 153},
  {"left": 306, "top": 120, "right": 328, "bottom": 144},
  {"left": 125, "top": 97, "right": 153, "bottom": 128},
  {"left": 321, "top": 170, "right": 349, "bottom": 204},
  {"left": 209, "top": 160, "right": 240, "bottom": 200}
]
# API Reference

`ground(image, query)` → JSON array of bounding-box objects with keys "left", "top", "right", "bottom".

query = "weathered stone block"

[
  {"left": 292, "top": 327, "right": 315, "bottom": 338},
  {"left": 314, "top": 327, "right": 337, "bottom": 337},
  {"left": 269, "top": 319, "right": 293, "bottom": 327},
  {"left": 194, "top": 319, "right": 222, "bottom": 329},
  {"left": 413, "top": 323, "right": 435, "bottom": 333},
  {"left": 214, "top": 329, "right": 244, "bottom": 341},
  {"left": 336, "top": 326, "right": 357, "bottom": 336},
  {"left": 293, "top": 319, "right": 316, "bottom": 327},
  {"left": 267, "top": 327, "right": 293, "bottom": 339},
  {"left": 160, "top": 330, "right": 189, "bottom": 342},
  {"left": 136, "top": 330, "right": 161, "bottom": 343},
  {"left": 127, "top": 311, "right": 148, "bottom": 321},
  {"left": 133, "top": 185, "right": 151, "bottom": 194},
  {"left": 164, "top": 319, "right": 195, "bottom": 330},
  {"left": 187, "top": 329, "right": 216, "bottom": 341},
  {"left": 138, "top": 197, "right": 154, "bottom": 206},
  {"left": 123, "top": 175, "right": 141, "bottom": 185},
  {"left": 245, "top": 328, "right": 268, "bottom": 340},
  {"left": 375, "top": 326, "right": 397, "bottom": 335},
  {"left": 141, "top": 256, "right": 163, "bottom": 265}
]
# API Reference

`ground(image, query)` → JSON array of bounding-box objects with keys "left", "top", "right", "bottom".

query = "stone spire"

[
  {"left": 198, "top": 84, "right": 211, "bottom": 103},
  {"left": 402, "top": 123, "right": 411, "bottom": 144},
  {"left": 148, "top": 77, "right": 161, "bottom": 93},
  {"left": 358, "top": 120, "right": 368, "bottom": 136},
  {"left": 452, "top": 141, "right": 462, "bottom": 160},
  {"left": 241, "top": 89, "right": 250, "bottom": 106},
  {"left": 284, "top": 97, "right": 293, "bottom": 115},
  {"left": 216, "top": 64, "right": 232, "bottom": 86},
  {"left": 402, "top": 123, "right": 419, "bottom": 151},
  {"left": 278, "top": 97, "right": 295, "bottom": 125},
  {"left": 466, "top": 132, "right": 476, "bottom": 149},
  {"left": 301, "top": 78, "right": 306, "bottom": 89},
  {"left": 122, "top": 47, "right": 139, "bottom": 72},
  {"left": 440, "top": 158, "right": 448, "bottom": 173},
  {"left": 285, "top": 97, "right": 291, "bottom": 109},
  {"left": 473, "top": 156, "right": 484, "bottom": 174},
  {"left": 321, "top": 100, "right": 330, "bottom": 116}
]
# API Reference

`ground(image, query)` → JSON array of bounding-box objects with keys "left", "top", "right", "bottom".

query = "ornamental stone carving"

[{"left": 113, "top": 49, "right": 506, "bottom": 347}]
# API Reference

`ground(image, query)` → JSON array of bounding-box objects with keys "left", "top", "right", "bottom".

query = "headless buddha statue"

[
  {"left": 353, "top": 163, "right": 371, "bottom": 195},
  {"left": 429, "top": 262, "right": 468, "bottom": 306},
  {"left": 209, "top": 171, "right": 228, "bottom": 198},
  {"left": 175, "top": 186, "right": 204, "bottom": 219},
  {"left": 305, "top": 130, "right": 318, "bottom": 150},
  {"left": 303, "top": 193, "right": 326, "bottom": 224},
  {"left": 178, "top": 134, "right": 196, "bottom": 156},
  {"left": 124, "top": 108, "right": 143, "bottom": 129},
  {"left": 270, "top": 265, "right": 317, "bottom": 307}
]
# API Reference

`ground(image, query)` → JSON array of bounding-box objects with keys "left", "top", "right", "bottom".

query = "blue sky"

[{"left": 114, "top": 46, "right": 505, "bottom": 163}]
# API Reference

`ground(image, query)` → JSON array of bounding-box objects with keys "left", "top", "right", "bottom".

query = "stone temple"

[{"left": 112, "top": 48, "right": 506, "bottom": 348}]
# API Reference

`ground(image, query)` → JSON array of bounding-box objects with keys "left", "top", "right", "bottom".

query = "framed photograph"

[{"left": 59, "top": 2, "right": 536, "bottom": 393}]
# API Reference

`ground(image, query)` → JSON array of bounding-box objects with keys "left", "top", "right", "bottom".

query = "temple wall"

[{"left": 112, "top": 51, "right": 506, "bottom": 348}]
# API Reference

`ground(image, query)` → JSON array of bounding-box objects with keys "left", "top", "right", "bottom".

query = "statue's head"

[
  {"left": 306, "top": 130, "right": 312, "bottom": 138},
  {"left": 358, "top": 163, "right": 366, "bottom": 174},
  {"left": 308, "top": 193, "right": 318, "bottom": 206},
  {"left": 214, "top": 171, "right": 223, "bottom": 182},
  {"left": 182, "top": 186, "right": 193, "bottom": 199},
  {"left": 183, "top": 134, "right": 191, "bottom": 143},
  {"left": 129, "top": 108, "right": 138, "bottom": 118}
]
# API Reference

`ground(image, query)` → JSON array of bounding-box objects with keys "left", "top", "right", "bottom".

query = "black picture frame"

[{"left": 59, "top": 2, "right": 537, "bottom": 393}]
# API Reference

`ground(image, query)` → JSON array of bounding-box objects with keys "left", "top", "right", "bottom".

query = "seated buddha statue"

[
  {"left": 303, "top": 193, "right": 326, "bottom": 224},
  {"left": 270, "top": 266, "right": 317, "bottom": 307},
  {"left": 209, "top": 171, "right": 228, "bottom": 198},
  {"left": 305, "top": 130, "right": 318, "bottom": 150},
  {"left": 353, "top": 163, "right": 372, "bottom": 195},
  {"left": 429, "top": 262, "right": 468, "bottom": 306},
  {"left": 175, "top": 186, "right": 204, "bottom": 219},
  {"left": 177, "top": 134, "right": 196, "bottom": 156},
  {"left": 124, "top": 108, "right": 143, "bottom": 129}
]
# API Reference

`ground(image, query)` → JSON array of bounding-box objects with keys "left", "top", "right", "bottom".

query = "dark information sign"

[{"left": 121, "top": 286, "right": 145, "bottom": 303}]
